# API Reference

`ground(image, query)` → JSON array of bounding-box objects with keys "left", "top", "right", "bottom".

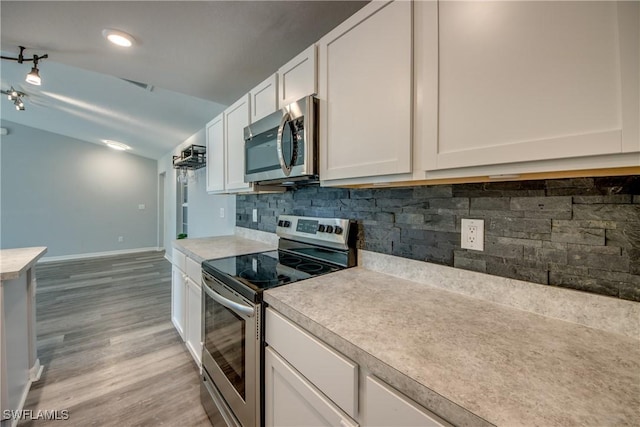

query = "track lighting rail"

[{"left": 0, "top": 46, "right": 48, "bottom": 64}]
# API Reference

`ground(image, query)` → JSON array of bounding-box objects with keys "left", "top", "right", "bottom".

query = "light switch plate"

[
  {"left": 219, "top": 208, "right": 225, "bottom": 218},
  {"left": 461, "top": 219, "right": 484, "bottom": 251},
  {"left": 252, "top": 208, "right": 258, "bottom": 223}
]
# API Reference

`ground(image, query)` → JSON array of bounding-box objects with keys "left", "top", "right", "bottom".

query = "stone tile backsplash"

[{"left": 236, "top": 176, "right": 640, "bottom": 302}]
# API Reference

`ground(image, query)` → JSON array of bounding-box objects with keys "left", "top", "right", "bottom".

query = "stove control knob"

[
  {"left": 318, "top": 224, "right": 326, "bottom": 232},
  {"left": 325, "top": 225, "right": 334, "bottom": 233},
  {"left": 334, "top": 226, "right": 343, "bottom": 235},
  {"left": 283, "top": 221, "right": 291, "bottom": 228}
]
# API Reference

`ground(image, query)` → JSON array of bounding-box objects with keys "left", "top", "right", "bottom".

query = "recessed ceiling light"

[
  {"left": 102, "top": 29, "right": 135, "bottom": 47},
  {"left": 103, "top": 140, "right": 131, "bottom": 151}
]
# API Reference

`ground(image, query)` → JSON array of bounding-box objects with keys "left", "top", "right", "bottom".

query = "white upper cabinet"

[
  {"left": 278, "top": 44, "right": 317, "bottom": 107},
  {"left": 207, "top": 95, "right": 254, "bottom": 194},
  {"left": 250, "top": 74, "right": 278, "bottom": 122},
  {"left": 318, "top": 0, "right": 413, "bottom": 182},
  {"left": 224, "top": 94, "right": 252, "bottom": 193},
  {"left": 427, "top": 0, "right": 640, "bottom": 171},
  {"left": 205, "top": 113, "right": 225, "bottom": 193}
]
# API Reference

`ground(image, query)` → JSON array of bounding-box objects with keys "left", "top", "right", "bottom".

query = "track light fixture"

[
  {"left": 1, "top": 46, "right": 48, "bottom": 86},
  {"left": 1, "top": 87, "right": 26, "bottom": 111}
]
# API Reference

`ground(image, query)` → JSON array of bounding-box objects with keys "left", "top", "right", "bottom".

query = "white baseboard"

[
  {"left": 29, "top": 358, "right": 43, "bottom": 381},
  {"left": 38, "top": 247, "right": 163, "bottom": 263}
]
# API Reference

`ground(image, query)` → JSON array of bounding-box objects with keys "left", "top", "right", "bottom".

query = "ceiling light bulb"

[
  {"left": 102, "top": 29, "right": 135, "bottom": 47},
  {"left": 103, "top": 140, "right": 131, "bottom": 151},
  {"left": 26, "top": 67, "right": 41, "bottom": 85}
]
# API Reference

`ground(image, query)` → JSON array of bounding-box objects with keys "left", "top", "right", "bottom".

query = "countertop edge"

[
  {"left": 0, "top": 246, "right": 48, "bottom": 281},
  {"left": 263, "top": 293, "right": 494, "bottom": 427}
]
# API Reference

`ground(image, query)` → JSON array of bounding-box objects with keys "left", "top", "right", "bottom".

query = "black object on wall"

[{"left": 236, "top": 176, "right": 640, "bottom": 302}]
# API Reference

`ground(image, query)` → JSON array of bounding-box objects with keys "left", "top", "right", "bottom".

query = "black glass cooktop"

[{"left": 202, "top": 250, "right": 343, "bottom": 302}]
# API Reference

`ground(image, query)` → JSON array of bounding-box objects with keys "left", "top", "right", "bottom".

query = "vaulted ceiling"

[{"left": 0, "top": 1, "right": 367, "bottom": 159}]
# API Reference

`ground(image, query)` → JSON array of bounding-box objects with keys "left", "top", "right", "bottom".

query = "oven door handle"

[{"left": 202, "top": 279, "right": 255, "bottom": 318}]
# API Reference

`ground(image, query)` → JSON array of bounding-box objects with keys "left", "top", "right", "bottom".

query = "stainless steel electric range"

[{"left": 200, "top": 215, "right": 357, "bottom": 427}]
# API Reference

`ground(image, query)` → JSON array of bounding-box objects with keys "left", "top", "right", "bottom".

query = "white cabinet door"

[
  {"left": 224, "top": 94, "right": 252, "bottom": 192},
  {"left": 185, "top": 277, "right": 202, "bottom": 366},
  {"left": 171, "top": 265, "right": 186, "bottom": 340},
  {"left": 363, "top": 376, "right": 449, "bottom": 427},
  {"left": 250, "top": 74, "right": 278, "bottom": 122},
  {"left": 266, "top": 308, "right": 358, "bottom": 418},
  {"left": 429, "top": 0, "right": 640, "bottom": 171},
  {"left": 319, "top": 0, "right": 412, "bottom": 182},
  {"left": 265, "top": 347, "right": 358, "bottom": 427},
  {"left": 278, "top": 44, "right": 317, "bottom": 107},
  {"left": 413, "top": 0, "right": 439, "bottom": 178},
  {"left": 206, "top": 113, "right": 225, "bottom": 193}
]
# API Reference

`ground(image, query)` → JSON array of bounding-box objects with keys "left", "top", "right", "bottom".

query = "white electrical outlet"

[
  {"left": 252, "top": 208, "right": 258, "bottom": 222},
  {"left": 138, "top": 204, "right": 145, "bottom": 210},
  {"left": 461, "top": 219, "right": 484, "bottom": 251},
  {"left": 219, "top": 208, "right": 225, "bottom": 218},
  {"left": 118, "top": 236, "right": 124, "bottom": 243}
]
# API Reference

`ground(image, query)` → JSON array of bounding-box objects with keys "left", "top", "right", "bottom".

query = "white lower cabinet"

[
  {"left": 265, "top": 308, "right": 449, "bottom": 427},
  {"left": 185, "top": 277, "right": 202, "bottom": 366},
  {"left": 171, "top": 265, "right": 186, "bottom": 340},
  {"left": 265, "top": 347, "right": 358, "bottom": 427},
  {"left": 363, "top": 375, "right": 449, "bottom": 427},
  {"left": 171, "top": 250, "right": 202, "bottom": 367}
]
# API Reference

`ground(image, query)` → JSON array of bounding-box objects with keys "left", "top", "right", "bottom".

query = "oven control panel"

[{"left": 276, "top": 215, "right": 352, "bottom": 250}]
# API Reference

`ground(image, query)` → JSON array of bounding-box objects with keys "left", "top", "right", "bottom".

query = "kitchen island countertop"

[
  {"left": 264, "top": 265, "right": 640, "bottom": 427},
  {"left": 0, "top": 246, "right": 47, "bottom": 281}
]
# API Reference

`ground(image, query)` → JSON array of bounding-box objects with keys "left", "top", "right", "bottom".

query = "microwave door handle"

[
  {"left": 202, "top": 278, "right": 255, "bottom": 318},
  {"left": 276, "top": 112, "right": 292, "bottom": 177}
]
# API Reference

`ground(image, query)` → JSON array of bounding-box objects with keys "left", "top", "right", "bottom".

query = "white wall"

[
  {"left": 0, "top": 120, "right": 158, "bottom": 258},
  {"left": 158, "top": 128, "right": 235, "bottom": 254}
]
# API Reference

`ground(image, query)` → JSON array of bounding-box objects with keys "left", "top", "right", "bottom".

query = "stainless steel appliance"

[
  {"left": 244, "top": 96, "right": 318, "bottom": 186},
  {"left": 200, "top": 215, "right": 357, "bottom": 427}
]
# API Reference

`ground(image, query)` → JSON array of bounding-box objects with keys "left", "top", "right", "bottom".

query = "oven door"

[{"left": 202, "top": 272, "right": 260, "bottom": 427}]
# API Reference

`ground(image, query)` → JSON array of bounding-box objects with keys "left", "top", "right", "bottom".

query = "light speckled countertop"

[
  {"left": 0, "top": 247, "right": 47, "bottom": 281},
  {"left": 172, "top": 231, "right": 276, "bottom": 263},
  {"left": 264, "top": 267, "right": 640, "bottom": 427}
]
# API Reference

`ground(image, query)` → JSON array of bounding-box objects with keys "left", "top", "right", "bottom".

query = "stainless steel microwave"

[{"left": 244, "top": 95, "right": 318, "bottom": 185}]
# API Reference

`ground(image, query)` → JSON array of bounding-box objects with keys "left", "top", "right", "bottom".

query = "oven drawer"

[{"left": 265, "top": 308, "right": 358, "bottom": 418}]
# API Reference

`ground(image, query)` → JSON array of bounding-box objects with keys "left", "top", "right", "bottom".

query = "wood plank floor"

[{"left": 18, "top": 251, "right": 211, "bottom": 427}]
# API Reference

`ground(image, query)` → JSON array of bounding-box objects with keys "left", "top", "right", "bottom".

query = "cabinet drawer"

[
  {"left": 172, "top": 248, "right": 186, "bottom": 272},
  {"left": 364, "top": 376, "right": 450, "bottom": 427},
  {"left": 186, "top": 257, "right": 201, "bottom": 283},
  {"left": 265, "top": 308, "right": 358, "bottom": 418}
]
